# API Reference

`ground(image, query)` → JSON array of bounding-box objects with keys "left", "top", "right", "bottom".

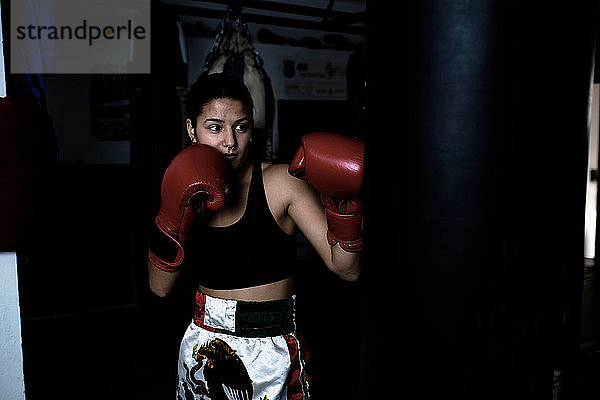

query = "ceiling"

[{"left": 160, "top": 0, "right": 367, "bottom": 34}]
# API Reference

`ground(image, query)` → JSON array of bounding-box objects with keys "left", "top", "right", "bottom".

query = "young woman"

[{"left": 148, "top": 73, "right": 364, "bottom": 400}]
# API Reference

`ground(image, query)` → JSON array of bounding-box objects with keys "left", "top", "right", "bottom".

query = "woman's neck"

[{"left": 228, "top": 158, "right": 254, "bottom": 196}]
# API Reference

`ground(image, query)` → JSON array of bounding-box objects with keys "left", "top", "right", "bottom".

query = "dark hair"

[{"left": 185, "top": 72, "right": 254, "bottom": 126}]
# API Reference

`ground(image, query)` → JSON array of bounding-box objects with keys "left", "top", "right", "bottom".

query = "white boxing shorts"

[{"left": 177, "top": 291, "right": 311, "bottom": 400}]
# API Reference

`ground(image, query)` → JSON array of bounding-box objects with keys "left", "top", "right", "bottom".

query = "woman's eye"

[
  {"left": 208, "top": 125, "right": 221, "bottom": 133},
  {"left": 235, "top": 124, "right": 249, "bottom": 133}
]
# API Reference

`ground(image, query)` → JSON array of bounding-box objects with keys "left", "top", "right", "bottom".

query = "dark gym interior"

[{"left": 2, "top": 1, "right": 600, "bottom": 399}]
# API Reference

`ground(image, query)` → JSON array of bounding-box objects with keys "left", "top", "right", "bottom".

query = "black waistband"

[
  {"left": 236, "top": 298, "right": 295, "bottom": 337},
  {"left": 194, "top": 292, "right": 295, "bottom": 338}
]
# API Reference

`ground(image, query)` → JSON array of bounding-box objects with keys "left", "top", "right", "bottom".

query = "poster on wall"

[{"left": 281, "top": 56, "right": 347, "bottom": 100}]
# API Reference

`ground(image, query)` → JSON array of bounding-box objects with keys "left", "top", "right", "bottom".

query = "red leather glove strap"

[
  {"left": 324, "top": 208, "right": 363, "bottom": 253},
  {"left": 148, "top": 216, "right": 185, "bottom": 272}
]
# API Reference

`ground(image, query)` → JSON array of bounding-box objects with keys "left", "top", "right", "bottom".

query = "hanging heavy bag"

[{"left": 202, "top": 7, "right": 276, "bottom": 162}]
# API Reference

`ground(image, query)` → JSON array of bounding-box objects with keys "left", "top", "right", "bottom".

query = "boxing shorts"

[{"left": 177, "top": 291, "right": 311, "bottom": 400}]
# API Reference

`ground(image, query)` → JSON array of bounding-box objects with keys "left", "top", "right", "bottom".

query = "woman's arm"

[
  {"left": 148, "top": 260, "right": 183, "bottom": 297},
  {"left": 282, "top": 132, "right": 365, "bottom": 281},
  {"left": 278, "top": 167, "right": 361, "bottom": 281}
]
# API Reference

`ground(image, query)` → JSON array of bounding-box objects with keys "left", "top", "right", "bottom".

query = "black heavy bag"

[
  {"left": 364, "top": 1, "right": 599, "bottom": 399},
  {"left": 363, "top": 1, "right": 515, "bottom": 398}
]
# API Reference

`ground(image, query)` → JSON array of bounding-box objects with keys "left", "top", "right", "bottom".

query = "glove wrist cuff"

[
  {"left": 324, "top": 209, "right": 363, "bottom": 252},
  {"left": 148, "top": 217, "right": 185, "bottom": 272}
]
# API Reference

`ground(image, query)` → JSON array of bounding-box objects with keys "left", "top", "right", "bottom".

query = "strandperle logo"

[
  {"left": 15, "top": 19, "right": 147, "bottom": 47},
  {"left": 11, "top": 0, "right": 150, "bottom": 74}
]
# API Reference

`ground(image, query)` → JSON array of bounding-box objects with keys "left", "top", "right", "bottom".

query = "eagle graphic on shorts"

[{"left": 189, "top": 338, "right": 253, "bottom": 400}]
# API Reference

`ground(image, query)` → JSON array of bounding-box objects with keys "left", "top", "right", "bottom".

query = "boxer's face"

[{"left": 187, "top": 97, "right": 252, "bottom": 171}]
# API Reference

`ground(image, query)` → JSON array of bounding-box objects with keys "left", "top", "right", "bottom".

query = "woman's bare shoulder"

[
  {"left": 262, "top": 162, "right": 318, "bottom": 212},
  {"left": 261, "top": 162, "right": 308, "bottom": 192}
]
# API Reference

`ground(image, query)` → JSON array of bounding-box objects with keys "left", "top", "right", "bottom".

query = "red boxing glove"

[
  {"left": 149, "top": 144, "right": 229, "bottom": 271},
  {"left": 289, "top": 132, "right": 364, "bottom": 252}
]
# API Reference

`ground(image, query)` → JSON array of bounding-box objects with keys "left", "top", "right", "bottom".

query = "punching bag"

[
  {"left": 203, "top": 7, "right": 276, "bottom": 162},
  {"left": 363, "top": 1, "right": 598, "bottom": 399}
]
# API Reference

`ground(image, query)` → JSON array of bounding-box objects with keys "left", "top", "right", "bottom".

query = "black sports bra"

[{"left": 186, "top": 161, "right": 297, "bottom": 289}]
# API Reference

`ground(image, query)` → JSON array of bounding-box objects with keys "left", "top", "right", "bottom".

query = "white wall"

[{"left": 0, "top": 253, "right": 26, "bottom": 400}]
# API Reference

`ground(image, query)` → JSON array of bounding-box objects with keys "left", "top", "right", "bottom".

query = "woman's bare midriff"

[{"left": 198, "top": 277, "right": 294, "bottom": 302}]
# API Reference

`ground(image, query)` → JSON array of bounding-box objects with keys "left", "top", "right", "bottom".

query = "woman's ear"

[{"left": 186, "top": 119, "right": 197, "bottom": 143}]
